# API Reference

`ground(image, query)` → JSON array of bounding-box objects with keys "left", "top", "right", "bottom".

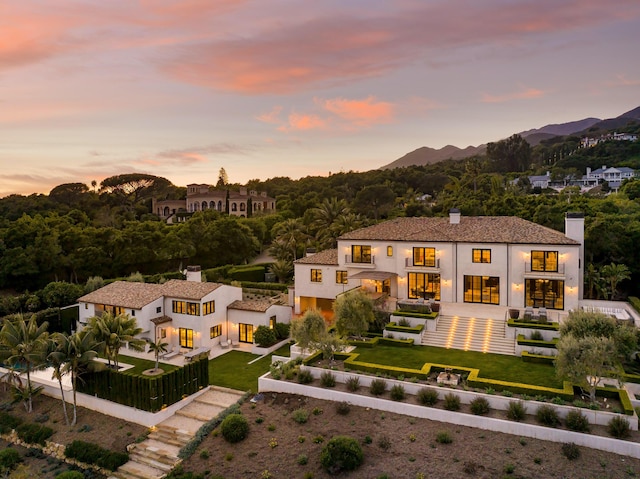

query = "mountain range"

[{"left": 381, "top": 106, "right": 640, "bottom": 170}]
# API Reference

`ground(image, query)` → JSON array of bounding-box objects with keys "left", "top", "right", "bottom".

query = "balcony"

[
  {"left": 405, "top": 258, "right": 440, "bottom": 269},
  {"left": 345, "top": 255, "right": 376, "bottom": 268},
  {"left": 524, "top": 262, "right": 565, "bottom": 276}
]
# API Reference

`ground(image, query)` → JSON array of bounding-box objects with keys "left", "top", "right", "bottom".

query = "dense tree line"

[{"left": 1, "top": 132, "right": 640, "bottom": 296}]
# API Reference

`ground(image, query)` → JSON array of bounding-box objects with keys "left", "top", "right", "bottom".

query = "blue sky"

[{"left": 1, "top": 0, "right": 639, "bottom": 197}]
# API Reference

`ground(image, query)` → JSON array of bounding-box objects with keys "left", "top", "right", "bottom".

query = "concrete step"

[
  {"left": 175, "top": 406, "right": 216, "bottom": 422},
  {"left": 158, "top": 414, "right": 205, "bottom": 435},
  {"left": 128, "top": 451, "right": 176, "bottom": 473},
  {"left": 148, "top": 426, "right": 192, "bottom": 448},
  {"left": 128, "top": 442, "right": 180, "bottom": 467},
  {"left": 111, "top": 460, "right": 167, "bottom": 479}
]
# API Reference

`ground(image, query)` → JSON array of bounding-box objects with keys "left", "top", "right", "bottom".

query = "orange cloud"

[
  {"left": 278, "top": 113, "right": 327, "bottom": 132},
  {"left": 256, "top": 106, "right": 283, "bottom": 124},
  {"left": 481, "top": 87, "right": 545, "bottom": 103},
  {"left": 319, "top": 96, "right": 394, "bottom": 127}
]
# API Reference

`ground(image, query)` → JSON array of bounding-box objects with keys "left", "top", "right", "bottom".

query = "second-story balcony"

[
  {"left": 524, "top": 262, "right": 565, "bottom": 275},
  {"left": 345, "top": 255, "right": 376, "bottom": 268},
  {"left": 405, "top": 258, "right": 440, "bottom": 269}
]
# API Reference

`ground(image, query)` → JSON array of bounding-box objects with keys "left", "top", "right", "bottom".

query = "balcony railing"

[
  {"left": 524, "top": 262, "right": 565, "bottom": 274},
  {"left": 345, "top": 255, "right": 375, "bottom": 265},
  {"left": 405, "top": 258, "right": 440, "bottom": 269}
]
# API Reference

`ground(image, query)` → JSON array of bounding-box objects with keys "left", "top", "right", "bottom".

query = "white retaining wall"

[
  {"left": 259, "top": 374, "right": 640, "bottom": 459},
  {"left": 515, "top": 343, "right": 558, "bottom": 356},
  {"left": 383, "top": 327, "right": 424, "bottom": 343},
  {"left": 506, "top": 326, "right": 559, "bottom": 341}
]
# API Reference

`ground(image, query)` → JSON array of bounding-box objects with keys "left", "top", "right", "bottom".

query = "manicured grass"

[
  {"left": 117, "top": 354, "right": 180, "bottom": 375},
  {"left": 208, "top": 343, "right": 291, "bottom": 392},
  {"left": 352, "top": 344, "right": 562, "bottom": 389}
]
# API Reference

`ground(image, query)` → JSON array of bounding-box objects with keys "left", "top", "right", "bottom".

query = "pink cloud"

[
  {"left": 256, "top": 106, "right": 283, "bottom": 124},
  {"left": 277, "top": 113, "right": 327, "bottom": 132},
  {"left": 319, "top": 96, "right": 394, "bottom": 127},
  {"left": 481, "top": 87, "right": 546, "bottom": 103}
]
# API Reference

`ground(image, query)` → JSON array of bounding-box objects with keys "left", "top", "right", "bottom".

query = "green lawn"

[
  {"left": 117, "top": 354, "right": 180, "bottom": 375},
  {"left": 207, "top": 343, "right": 291, "bottom": 392},
  {"left": 352, "top": 344, "right": 562, "bottom": 389}
]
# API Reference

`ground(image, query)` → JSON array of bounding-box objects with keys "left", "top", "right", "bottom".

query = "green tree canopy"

[{"left": 333, "top": 289, "right": 375, "bottom": 340}]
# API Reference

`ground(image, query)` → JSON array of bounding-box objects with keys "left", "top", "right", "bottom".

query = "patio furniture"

[
  {"left": 162, "top": 346, "right": 181, "bottom": 360},
  {"left": 184, "top": 347, "right": 210, "bottom": 362},
  {"left": 220, "top": 339, "right": 231, "bottom": 349},
  {"left": 523, "top": 307, "right": 534, "bottom": 322},
  {"left": 538, "top": 307, "right": 548, "bottom": 323}
]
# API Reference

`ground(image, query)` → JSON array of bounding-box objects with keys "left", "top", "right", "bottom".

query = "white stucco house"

[
  {"left": 78, "top": 272, "right": 291, "bottom": 351},
  {"left": 294, "top": 210, "right": 584, "bottom": 318}
]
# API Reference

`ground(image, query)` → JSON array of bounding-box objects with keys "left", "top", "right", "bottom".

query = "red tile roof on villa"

[
  {"left": 338, "top": 217, "right": 579, "bottom": 245},
  {"left": 294, "top": 249, "right": 338, "bottom": 265},
  {"left": 78, "top": 281, "right": 164, "bottom": 309},
  {"left": 160, "top": 279, "right": 222, "bottom": 300},
  {"left": 228, "top": 298, "right": 281, "bottom": 312},
  {"left": 78, "top": 279, "right": 224, "bottom": 309}
]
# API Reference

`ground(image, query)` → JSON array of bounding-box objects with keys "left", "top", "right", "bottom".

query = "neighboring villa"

[
  {"left": 521, "top": 165, "right": 636, "bottom": 193},
  {"left": 152, "top": 184, "right": 276, "bottom": 223},
  {"left": 581, "top": 132, "right": 638, "bottom": 148},
  {"left": 77, "top": 267, "right": 291, "bottom": 352},
  {"left": 294, "top": 210, "right": 584, "bottom": 318}
]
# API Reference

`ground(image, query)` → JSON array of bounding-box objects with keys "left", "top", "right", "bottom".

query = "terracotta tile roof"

[
  {"left": 228, "top": 298, "right": 281, "bottom": 312},
  {"left": 338, "top": 216, "right": 579, "bottom": 245},
  {"left": 160, "top": 279, "right": 222, "bottom": 300},
  {"left": 78, "top": 281, "right": 163, "bottom": 309},
  {"left": 294, "top": 249, "right": 339, "bottom": 265},
  {"left": 78, "top": 279, "right": 224, "bottom": 308}
]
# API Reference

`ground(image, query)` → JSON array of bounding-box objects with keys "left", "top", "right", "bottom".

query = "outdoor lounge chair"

[
  {"left": 162, "top": 346, "right": 180, "bottom": 359},
  {"left": 538, "top": 307, "right": 548, "bottom": 323}
]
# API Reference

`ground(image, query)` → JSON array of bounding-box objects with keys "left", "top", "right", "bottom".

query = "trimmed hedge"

[
  {"left": 385, "top": 322, "right": 425, "bottom": 334},
  {"left": 65, "top": 440, "right": 129, "bottom": 471},
  {"left": 392, "top": 310, "right": 438, "bottom": 320},
  {"left": 516, "top": 334, "right": 558, "bottom": 349},
  {"left": 346, "top": 336, "right": 414, "bottom": 349},
  {"left": 507, "top": 319, "right": 560, "bottom": 331},
  {"left": 521, "top": 351, "right": 555, "bottom": 365},
  {"left": 629, "top": 296, "right": 640, "bottom": 314},
  {"left": 229, "top": 265, "right": 266, "bottom": 282},
  {"left": 16, "top": 423, "right": 53, "bottom": 446}
]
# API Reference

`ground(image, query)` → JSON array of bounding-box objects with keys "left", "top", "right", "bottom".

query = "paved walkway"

[{"left": 109, "top": 386, "right": 245, "bottom": 479}]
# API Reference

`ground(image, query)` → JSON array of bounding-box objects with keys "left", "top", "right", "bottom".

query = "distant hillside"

[
  {"left": 381, "top": 144, "right": 485, "bottom": 170},
  {"left": 381, "top": 105, "right": 639, "bottom": 170}
]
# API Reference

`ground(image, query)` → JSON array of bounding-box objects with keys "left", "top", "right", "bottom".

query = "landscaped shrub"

[
  {"left": 565, "top": 409, "right": 590, "bottom": 432},
  {"left": 369, "top": 379, "right": 387, "bottom": 396},
  {"left": 55, "top": 472, "right": 85, "bottom": 479},
  {"left": 220, "top": 414, "right": 250, "bottom": 443},
  {"left": 536, "top": 405, "right": 560, "bottom": 427},
  {"left": 0, "top": 412, "right": 22, "bottom": 434},
  {"left": 608, "top": 416, "right": 630, "bottom": 438},
  {"left": 377, "top": 435, "right": 391, "bottom": 450},
  {"left": 292, "top": 409, "right": 309, "bottom": 424},
  {"left": 417, "top": 388, "right": 438, "bottom": 406},
  {"left": 470, "top": 396, "right": 490, "bottom": 415},
  {"left": 506, "top": 401, "right": 527, "bottom": 421},
  {"left": 254, "top": 325, "right": 278, "bottom": 348},
  {"left": 320, "top": 371, "right": 336, "bottom": 388},
  {"left": 297, "top": 369, "right": 313, "bottom": 384},
  {"left": 443, "top": 393, "right": 461, "bottom": 411},
  {"left": 64, "top": 440, "right": 129, "bottom": 471},
  {"left": 390, "top": 384, "right": 406, "bottom": 401},
  {"left": 435, "top": 431, "right": 452, "bottom": 444},
  {"left": 335, "top": 401, "right": 351, "bottom": 415},
  {"left": 530, "top": 330, "right": 543, "bottom": 340},
  {"left": 16, "top": 423, "right": 53, "bottom": 446},
  {"left": 346, "top": 376, "right": 360, "bottom": 392},
  {"left": 0, "top": 448, "right": 22, "bottom": 472},
  {"left": 274, "top": 322, "right": 290, "bottom": 340},
  {"left": 561, "top": 442, "right": 580, "bottom": 460},
  {"left": 320, "top": 436, "right": 364, "bottom": 474}
]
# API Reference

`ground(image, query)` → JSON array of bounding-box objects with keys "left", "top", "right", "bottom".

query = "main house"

[
  {"left": 294, "top": 210, "right": 584, "bottom": 317},
  {"left": 78, "top": 270, "right": 291, "bottom": 352}
]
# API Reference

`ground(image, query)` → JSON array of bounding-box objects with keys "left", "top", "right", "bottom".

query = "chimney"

[
  {"left": 586, "top": 167, "right": 591, "bottom": 176},
  {"left": 565, "top": 212, "right": 584, "bottom": 299},
  {"left": 449, "top": 208, "right": 461, "bottom": 224},
  {"left": 305, "top": 248, "right": 316, "bottom": 257},
  {"left": 186, "top": 265, "right": 202, "bottom": 282}
]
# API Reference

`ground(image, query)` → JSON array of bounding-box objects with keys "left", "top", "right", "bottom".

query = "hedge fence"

[{"left": 77, "top": 357, "right": 209, "bottom": 412}]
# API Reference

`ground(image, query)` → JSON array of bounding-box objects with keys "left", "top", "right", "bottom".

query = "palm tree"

[
  {"left": 50, "top": 330, "right": 103, "bottom": 425},
  {"left": 310, "top": 198, "right": 351, "bottom": 249},
  {"left": 269, "top": 259, "right": 293, "bottom": 284},
  {"left": 148, "top": 340, "right": 169, "bottom": 371},
  {"left": 87, "top": 312, "right": 144, "bottom": 369},
  {"left": 600, "top": 263, "right": 631, "bottom": 300},
  {"left": 271, "top": 218, "right": 309, "bottom": 260},
  {"left": 584, "top": 263, "right": 600, "bottom": 300},
  {"left": 0, "top": 316, "right": 49, "bottom": 412},
  {"left": 45, "top": 334, "right": 70, "bottom": 425}
]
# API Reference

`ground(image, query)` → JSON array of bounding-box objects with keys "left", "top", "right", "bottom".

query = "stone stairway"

[
  {"left": 421, "top": 314, "right": 515, "bottom": 355},
  {"left": 109, "top": 386, "right": 245, "bottom": 479}
]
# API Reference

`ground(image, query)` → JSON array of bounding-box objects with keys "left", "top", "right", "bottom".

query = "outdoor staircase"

[
  {"left": 421, "top": 314, "right": 515, "bottom": 355},
  {"left": 108, "top": 386, "right": 245, "bottom": 479}
]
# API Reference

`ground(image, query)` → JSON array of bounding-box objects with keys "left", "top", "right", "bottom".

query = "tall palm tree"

[
  {"left": 269, "top": 259, "right": 293, "bottom": 284},
  {"left": 584, "top": 263, "right": 600, "bottom": 300},
  {"left": 148, "top": 340, "right": 169, "bottom": 371},
  {"left": 50, "top": 330, "right": 103, "bottom": 426},
  {"left": 0, "top": 316, "right": 49, "bottom": 412},
  {"left": 600, "top": 263, "right": 631, "bottom": 300},
  {"left": 271, "top": 218, "right": 309, "bottom": 260},
  {"left": 87, "top": 312, "right": 144, "bottom": 369},
  {"left": 310, "top": 198, "right": 351, "bottom": 249},
  {"left": 45, "top": 334, "right": 70, "bottom": 426}
]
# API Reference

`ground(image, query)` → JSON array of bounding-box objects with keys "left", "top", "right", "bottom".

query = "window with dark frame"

[
  {"left": 351, "top": 245, "right": 372, "bottom": 263},
  {"left": 336, "top": 270, "right": 348, "bottom": 284},
  {"left": 210, "top": 324, "right": 222, "bottom": 338},
  {"left": 531, "top": 251, "right": 558, "bottom": 272},
  {"left": 413, "top": 247, "right": 436, "bottom": 267},
  {"left": 311, "top": 269, "right": 322, "bottom": 282}
]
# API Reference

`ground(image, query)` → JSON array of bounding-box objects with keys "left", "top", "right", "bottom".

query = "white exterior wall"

[
  {"left": 228, "top": 304, "right": 292, "bottom": 342},
  {"left": 77, "top": 297, "right": 164, "bottom": 334},
  {"left": 294, "top": 262, "right": 358, "bottom": 314}
]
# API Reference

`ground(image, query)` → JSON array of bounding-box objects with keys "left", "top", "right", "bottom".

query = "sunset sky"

[{"left": 2, "top": 0, "right": 640, "bottom": 197}]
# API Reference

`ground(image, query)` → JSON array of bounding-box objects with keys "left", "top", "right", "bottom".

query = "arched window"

[
  {"left": 210, "top": 201, "right": 215, "bottom": 209},
  {"left": 232, "top": 202, "right": 237, "bottom": 211},
  {"left": 218, "top": 200, "right": 223, "bottom": 211},
  {"left": 194, "top": 201, "right": 200, "bottom": 211},
  {"left": 202, "top": 202, "right": 208, "bottom": 210},
  {"left": 163, "top": 206, "right": 170, "bottom": 216},
  {"left": 240, "top": 203, "right": 245, "bottom": 211}
]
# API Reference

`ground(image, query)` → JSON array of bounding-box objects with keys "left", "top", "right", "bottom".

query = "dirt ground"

[
  {"left": 0, "top": 387, "right": 148, "bottom": 478},
  {"left": 182, "top": 391, "right": 640, "bottom": 479}
]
